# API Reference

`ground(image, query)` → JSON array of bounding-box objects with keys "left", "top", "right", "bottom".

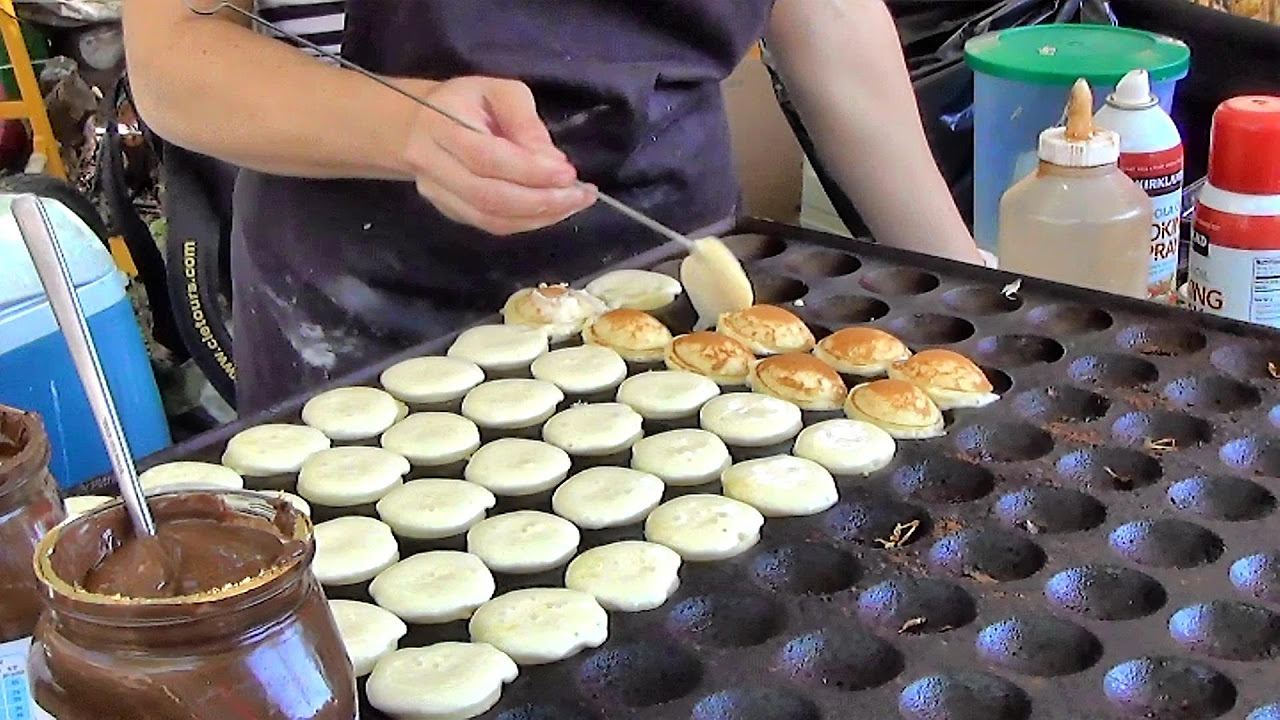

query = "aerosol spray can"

[{"left": 1095, "top": 69, "right": 1185, "bottom": 304}]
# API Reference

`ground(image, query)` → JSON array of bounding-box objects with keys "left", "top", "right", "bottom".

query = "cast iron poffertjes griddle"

[{"left": 95, "top": 220, "right": 1280, "bottom": 720}]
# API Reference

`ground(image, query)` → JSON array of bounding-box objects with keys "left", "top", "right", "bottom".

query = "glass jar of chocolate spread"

[
  {"left": 0, "top": 405, "right": 65, "bottom": 643},
  {"left": 28, "top": 490, "right": 357, "bottom": 720}
]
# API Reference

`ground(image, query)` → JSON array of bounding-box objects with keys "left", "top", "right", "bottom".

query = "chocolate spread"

[{"left": 0, "top": 407, "right": 64, "bottom": 642}]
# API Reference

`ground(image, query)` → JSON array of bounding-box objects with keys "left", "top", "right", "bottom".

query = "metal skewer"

[
  {"left": 13, "top": 194, "right": 156, "bottom": 537},
  {"left": 185, "top": 0, "right": 696, "bottom": 249}
]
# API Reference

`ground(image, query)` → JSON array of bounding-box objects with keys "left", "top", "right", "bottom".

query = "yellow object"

[
  {"left": 0, "top": 0, "right": 65, "bottom": 179},
  {"left": 108, "top": 235, "right": 138, "bottom": 278}
]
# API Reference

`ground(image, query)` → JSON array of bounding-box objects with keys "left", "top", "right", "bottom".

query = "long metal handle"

[
  {"left": 13, "top": 194, "right": 156, "bottom": 537},
  {"left": 185, "top": 0, "right": 695, "bottom": 249}
]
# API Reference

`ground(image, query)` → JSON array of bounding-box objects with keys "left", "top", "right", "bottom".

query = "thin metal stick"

[
  {"left": 13, "top": 195, "right": 156, "bottom": 537},
  {"left": 185, "top": 0, "right": 695, "bottom": 249}
]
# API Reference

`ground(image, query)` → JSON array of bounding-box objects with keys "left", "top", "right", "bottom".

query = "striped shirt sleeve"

[{"left": 254, "top": 0, "right": 346, "bottom": 61}]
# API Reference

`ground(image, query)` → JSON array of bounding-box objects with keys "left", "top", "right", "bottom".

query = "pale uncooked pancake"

[
  {"left": 466, "top": 511, "right": 580, "bottom": 574},
  {"left": 615, "top": 370, "right": 721, "bottom": 420},
  {"left": 370, "top": 551, "right": 496, "bottom": 624},
  {"left": 463, "top": 438, "right": 572, "bottom": 497},
  {"left": 887, "top": 348, "right": 1000, "bottom": 410},
  {"left": 222, "top": 423, "right": 331, "bottom": 477},
  {"left": 845, "top": 379, "right": 946, "bottom": 440},
  {"left": 793, "top": 419, "right": 897, "bottom": 475},
  {"left": 63, "top": 495, "right": 112, "bottom": 520},
  {"left": 461, "top": 379, "right": 565, "bottom": 430},
  {"left": 469, "top": 588, "right": 609, "bottom": 665},
  {"left": 699, "top": 393, "right": 804, "bottom": 447},
  {"left": 681, "top": 236, "right": 754, "bottom": 330},
  {"left": 380, "top": 356, "right": 486, "bottom": 405},
  {"left": 296, "top": 446, "right": 410, "bottom": 507},
  {"left": 380, "top": 412, "right": 482, "bottom": 467},
  {"left": 328, "top": 599, "right": 408, "bottom": 677},
  {"left": 584, "top": 269, "right": 683, "bottom": 311},
  {"left": 366, "top": 643, "right": 519, "bottom": 720},
  {"left": 630, "top": 429, "right": 731, "bottom": 486},
  {"left": 313, "top": 516, "right": 400, "bottom": 586},
  {"left": 529, "top": 345, "right": 627, "bottom": 395},
  {"left": 564, "top": 541, "right": 682, "bottom": 612},
  {"left": 447, "top": 324, "right": 549, "bottom": 372},
  {"left": 138, "top": 461, "right": 244, "bottom": 493},
  {"left": 302, "top": 386, "right": 408, "bottom": 441},
  {"left": 501, "top": 284, "right": 608, "bottom": 342},
  {"left": 541, "top": 403, "right": 644, "bottom": 457},
  {"left": 551, "top": 467, "right": 666, "bottom": 529},
  {"left": 645, "top": 494, "right": 765, "bottom": 561},
  {"left": 716, "top": 304, "right": 815, "bottom": 355},
  {"left": 721, "top": 455, "right": 839, "bottom": 517},
  {"left": 377, "top": 479, "right": 496, "bottom": 540},
  {"left": 257, "top": 490, "right": 311, "bottom": 517}
]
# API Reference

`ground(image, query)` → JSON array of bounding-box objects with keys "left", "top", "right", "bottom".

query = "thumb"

[{"left": 484, "top": 80, "right": 564, "bottom": 159}]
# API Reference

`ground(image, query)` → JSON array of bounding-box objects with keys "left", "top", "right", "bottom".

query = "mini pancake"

[
  {"left": 463, "top": 438, "right": 571, "bottom": 497},
  {"left": 447, "top": 324, "right": 549, "bottom": 374},
  {"left": 564, "top": 541, "right": 682, "bottom": 612},
  {"left": 366, "top": 643, "right": 519, "bottom": 720},
  {"left": 370, "top": 551, "right": 496, "bottom": 625},
  {"left": 296, "top": 446, "right": 411, "bottom": 508},
  {"left": 328, "top": 599, "right": 408, "bottom": 677},
  {"left": 793, "top": 418, "right": 897, "bottom": 475},
  {"left": 887, "top": 348, "right": 1000, "bottom": 410},
  {"left": 747, "top": 353, "right": 847, "bottom": 411},
  {"left": 645, "top": 494, "right": 765, "bottom": 561},
  {"left": 664, "top": 331, "right": 755, "bottom": 386},
  {"left": 814, "top": 327, "right": 912, "bottom": 377},
  {"left": 630, "top": 429, "right": 732, "bottom": 487},
  {"left": 466, "top": 511, "right": 580, "bottom": 574},
  {"left": 377, "top": 479, "right": 497, "bottom": 540},
  {"left": 541, "top": 403, "right": 644, "bottom": 458},
  {"left": 461, "top": 379, "right": 564, "bottom": 431},
  {"left": 584, "top": 269, "right": 684, "bottom": 311},
  {"left": 551, "top": 467, "right": 666, "bottom": 530},
  {"left": 302, "top": 386, "right": 408, "bottom": 442},
  {"left": 222, "top": 423, "right": 331, "bottom": 479},
  {"left": 501, "top": 284, "right": 608, "bottom": 342},
  {"left": 615, "top": 370, "right": 721, "bottom": 422},
  {"left": 64, "top": 495, "right": 112, "bottom": 520},
  {"left": 721, "top": 455, "right": 839, "bottom": 517},
  {"left": 717, "top": 304, "right": 816, "bottom": 355},
  {"left": 844, "top": 378, "right": 945, "bottom": 440},
  {"left": 379, "top": 356, "right": 485, "bottom": 407},
  {"left": 530, "top": 345, "right": 628, "bottom": 397},
  {"left": 699, "top": 393, "right": 804, "bottom": 448},
  {"left": 581, "top": 309, "right": 673, "bottom": 363},
  {"left": 468, "top": 588, "right": 609, "bottom": 665},
  {"left": 313, "top": 516, "right": 400, "bottom": 587},
  {"left": 380, "top": 412, "right": 482, "bottom": 470},
  {"left": 681, "top": 236, "right": 755, "bottom": 329},
  {"left": 138, "top": 461, "right": 244, "bottom": 494}
]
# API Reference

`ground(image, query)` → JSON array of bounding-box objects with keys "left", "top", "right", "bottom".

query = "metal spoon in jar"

[{"left": 12, "top": 194, "right": 157, "bottom": 537}]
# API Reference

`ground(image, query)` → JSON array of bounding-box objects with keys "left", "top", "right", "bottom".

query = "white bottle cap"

[
  {"left": 1038, "top": 78, "right": 1121, "bottom": 168},
  {"left": 1107, "top": 69, "right": 1158, "bottom": 111}
]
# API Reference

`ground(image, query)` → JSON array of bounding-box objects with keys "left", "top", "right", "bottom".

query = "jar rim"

[
  {"left": 34, "top": 489, "right": 313, "bottom": 611},
  {"left": 0, "top": 405, "right": 52, "bottom": 501}
]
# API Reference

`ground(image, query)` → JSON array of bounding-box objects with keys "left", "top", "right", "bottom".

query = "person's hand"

[{"left": 401, "top": 76, "right": 596, "bottom": 235}]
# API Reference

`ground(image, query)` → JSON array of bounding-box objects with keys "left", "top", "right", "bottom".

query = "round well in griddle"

[
  {"left": 575, "top": 640, "right": 704, "bottom": 708},
  {"left": 1230, "top": 552, "right": 1280, "bottom": 605},
  {"left": 1044, "top": 565, "right": 1166, "bottom": 621},
  {"left": 1220, "top": 436, "right": 1280, "bottom": 476},
  {"left": 975, "top": 614, "right": 1103, "bottom": 677},
  {"left": 1027, "top": 303, "right": 1114, "bottom": 335},
  {"left": 954, "top": 422, "right": 1054, "bottom": 463},
  {"left": 748, "top": 542, "right": 860, "bottom": 595},
  {"left": 1210, "top": 341, "right": 1280, "bottom": 381},
  {"left": 993, "top": 486, "right": 1107, "bottom": 535},
  {"left": 927, "top": 527, "right": 1047, "bottom": 582},
  {"left": 494, "top": 702, "right": 600, "bottom": 720},
  {"left": 885, "top": 313, "right": 975, "bottom": 346},
  {"left": 821, "top": 495, "right": 931, "bottom": 548},
  {"left": 1108, "top": 518, "right": 1224, "bottom": 569},
  {"left": 690, "top": 686, "right": 821, "bottom": 720},
  {"left": 774, "top": 626, "right": 904, "bottom": 691},
  {"left": 747, "top": 275, "right": 808, "bottom": 305},
  {"left": 974, "top": 334, "right": 1065, "bottom": 368},
  {"left": 941, "top": 286, "right": 1024, "bottom": 315},
  {"left": 1161, "top": 375, "right": 1261, "bottom": 414},
  {"left": 1111, "top": 410, "right": 1213, "bottom": 449},
  {"left": 1169, "top": 600, "right": 1280, "bottom": 661},
  {"left": 1069, "top": 353, "right": 1159, "bottom": 388},
  {"left": 1056, "top": 446, "right": 1162, "bottom": 492},
  {"left": 665, "top": 592, "right": 785, "bottom": 648},
  {"left": 1167, "top": 475, "right": 1275, "bottom": 522},
  {"left": 778, "top": 247, "right": 860, "bottom": 278},
  {"left": 1116, "top": 322, "right": 1209, "bottom": 357},
  {"left": 717, "top": 233, "right": 785, "bottom": 261},
  {"left": 890, "top": 452, "right": 995, "bottom": 505},
  {"left": 810, "top": 294, "right": 890, "bottom": 324},
  {"left": 1012, "top": 385, "right": 1110, "bottom": 424},
  {"left": 897, "top": 672, "right": 1032, "bottom": 720},
  {"left": 856, "top": 577, "right": 977, "bottom": 635},
  {"left": 1102, "top": 657, "right": 1236, "bottom": 720},
  {"left": 1248, "top": 704, "right": 1280, "bottom": 720},
  {"left": 859, "top": 267, "right": 940, "bottom": 296}
]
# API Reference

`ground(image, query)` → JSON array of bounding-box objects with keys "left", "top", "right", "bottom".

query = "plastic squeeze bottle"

[
  {"left": 1094, "top": 69, "right": 1185, "bottom": 304},
  {"left": 997, "top": 79, "right": 1153, "bottom": 298},
  {"left": 1187, "top": 96, "right": 1280, "bottom": 326}
]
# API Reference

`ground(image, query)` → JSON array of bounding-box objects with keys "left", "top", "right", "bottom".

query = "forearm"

[
  {"left": 766, "top": 0, "right": 981, "bottom": 263},
  {"left": 123, "top": 1, "right": 425, "bottom": 179}
]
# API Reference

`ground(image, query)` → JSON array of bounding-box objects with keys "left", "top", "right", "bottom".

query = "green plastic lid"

[{"left": 964, "top": 24, "right": 1190, "bottom": 86}]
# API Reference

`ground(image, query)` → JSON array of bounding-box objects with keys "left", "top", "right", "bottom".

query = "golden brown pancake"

[
  {"left": 582, "top": 309, "right": 673, "bottom": 363},
  {"left": 716, "top": 304, "right": 816, "bottom": 355},
  {"left": 888, "top": 349, "right": 999, "bottom": 410},
  {"left": 664, "top": 331, "right": 755, "bottom": 386},
  {"left": 814, "top": 327, "right": 911, "bottom": 377},
  {"left": 844, "top": 378, "right": 945, "bottom": 439},
  {"left": 747, "top": 353, "right": 847, "bottom": 411}
]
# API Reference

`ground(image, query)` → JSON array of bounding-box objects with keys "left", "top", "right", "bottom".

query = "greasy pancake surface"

[
  {"left": 666, "top": 331, "right": 755, "bottom": 384},
  {"left": 749, "top": 353, "right": 848, "bottom": 410},
  {"left": 815, "top": 327, "right": 911, "bottom": 372},
  {"left": 891, "top": 348, "right": 994, "bottom": 393},
  {"left": 718, "top": 304, "right": 816, "bottom": 354}
]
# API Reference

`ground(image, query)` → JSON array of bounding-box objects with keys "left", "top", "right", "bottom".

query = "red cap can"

[{"left": 1207, "top": 96, "right": 1280, "bottom": 196}]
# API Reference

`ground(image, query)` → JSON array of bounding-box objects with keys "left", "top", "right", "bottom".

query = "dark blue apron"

[{"left": 231, "top": 0, "right": 777, "bottom": 412}]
